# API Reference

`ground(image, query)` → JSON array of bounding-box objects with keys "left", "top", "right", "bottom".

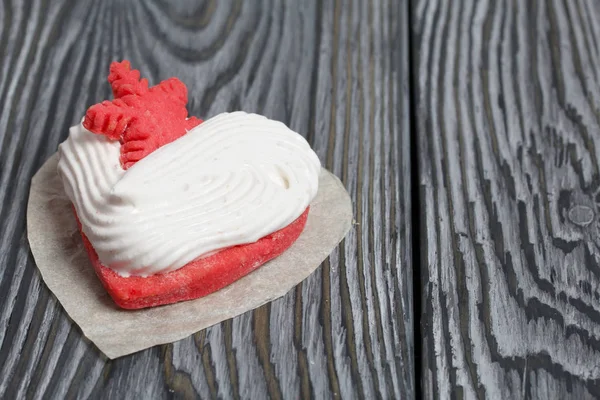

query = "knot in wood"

[{"left": 567, "top": 205, "right": 595, "bottom": 227}]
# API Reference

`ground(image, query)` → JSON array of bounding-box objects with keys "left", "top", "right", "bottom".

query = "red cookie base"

[{"left": 76, "top": 208, "right": 309, "bottom": 310}]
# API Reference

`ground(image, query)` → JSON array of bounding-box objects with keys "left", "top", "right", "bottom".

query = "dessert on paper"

[{"left": 27, "top": 61, "right": 352, "bottom": 358}]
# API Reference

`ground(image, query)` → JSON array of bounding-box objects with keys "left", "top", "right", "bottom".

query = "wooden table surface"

[
  {"left": 415, "top": 0, "right": 600, "bottom": 399},
  {"left": 1, "top": 0, "right": 600, "bottom": 399}
]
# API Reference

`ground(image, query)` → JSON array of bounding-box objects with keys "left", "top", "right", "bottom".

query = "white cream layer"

[{"left": 57, "top": 111, "right": 321, "bottom": 277}]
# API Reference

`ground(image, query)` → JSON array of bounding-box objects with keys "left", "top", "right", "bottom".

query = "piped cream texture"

[{"left": 57, "top": 112, "right": 321, "bottom": 277}]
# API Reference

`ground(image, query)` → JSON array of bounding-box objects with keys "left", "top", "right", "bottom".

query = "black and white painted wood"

[
  {"left": 414, "top": 0, "right": 600, "bottom": 398},
  {"left": 0, "top": 0, "right": 412, "bottom": 398}
]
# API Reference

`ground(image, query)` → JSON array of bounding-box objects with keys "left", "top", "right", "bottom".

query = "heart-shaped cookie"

[{"left": 57, "top": 61, "right": 321, "bottom": 309}]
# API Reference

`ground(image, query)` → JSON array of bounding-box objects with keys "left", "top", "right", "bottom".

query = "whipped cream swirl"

[{"left": 58, "top": 112, "right": 321, "bottom": 277}]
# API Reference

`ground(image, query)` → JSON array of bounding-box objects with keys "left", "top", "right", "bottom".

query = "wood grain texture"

[
  {"left": 414, "top": 0, "right": 600, "bottom": 398},
  {"left": 0, "top": 0, "right": 412, "bottom": 398}
]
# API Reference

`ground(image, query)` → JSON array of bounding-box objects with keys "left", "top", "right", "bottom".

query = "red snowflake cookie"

[{"left": 83, "top": 60, "right": 202, "bottom": 169}]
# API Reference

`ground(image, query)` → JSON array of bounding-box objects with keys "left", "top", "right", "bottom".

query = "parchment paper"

[{"left": 27, "top": 154, "right": 353, "bottom": 359}]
